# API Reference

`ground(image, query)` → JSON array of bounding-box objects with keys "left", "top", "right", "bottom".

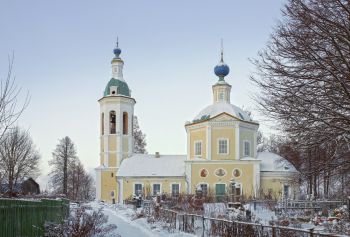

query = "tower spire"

[
  {"left": 214, "top": 39, "right": 230, "bottom": 81},
  {"left": 220, "top": 38, "right": 224, "bottom": 62}
]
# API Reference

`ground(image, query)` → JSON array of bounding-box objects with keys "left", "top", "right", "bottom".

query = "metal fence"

[
  {"left": 0, "top": 198, "right": 70, "bottom": 237},
  {"left": 156, "top": 208, "right": 343, "bottom": 237}
]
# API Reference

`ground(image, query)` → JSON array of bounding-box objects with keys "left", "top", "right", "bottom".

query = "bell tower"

[{"left": 96, "top": 41, "right": 136, "bottom": 203}]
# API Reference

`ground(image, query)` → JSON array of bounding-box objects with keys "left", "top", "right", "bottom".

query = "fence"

[
  {"left": 0, "top": 198, "right": 70, "bottom": 237},
  {"left": 156, "top": 208, "right": 344, "bottom": 237}
]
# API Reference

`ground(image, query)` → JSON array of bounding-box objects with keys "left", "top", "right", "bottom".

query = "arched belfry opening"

[
  {"left": 123, "top": 112, "right": 128, "bottom": 135},
  {"left": 101, "top": 113, "right": 104, "bottom": 135},
  {"left": 110, "top": 111, "right": 116, "bottom": 134}
]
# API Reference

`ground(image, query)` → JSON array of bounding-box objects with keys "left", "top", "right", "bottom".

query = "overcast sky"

[{"left": 0, "top": 0, "right": 285, "bottom": 176}]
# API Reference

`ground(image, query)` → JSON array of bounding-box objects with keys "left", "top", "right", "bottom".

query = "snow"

[
  {"left": 257, "top": 151, "right": 297, "bottom": 172},
  {"left": 90, "top": 202, "right": 195, "bottom": 237},
  {"left": 193, "top": 101, "right": 253, "bottom": 122},
  {"left": 118, "top": 154, "right": 186, "bottom": 177}
]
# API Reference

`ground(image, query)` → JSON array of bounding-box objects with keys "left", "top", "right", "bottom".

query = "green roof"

[{"left": 104, "top": 78, "right": 130, "bottom": 97}]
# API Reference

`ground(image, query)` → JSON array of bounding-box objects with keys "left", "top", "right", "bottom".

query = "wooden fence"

[
  {"left": 155, "top": 208, "right": 346, "bottom": 237},
  {"left": 0, "top": 198, "right": 70, "bottom": 237}
]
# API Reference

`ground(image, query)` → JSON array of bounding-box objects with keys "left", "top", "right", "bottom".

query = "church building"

[{"left": 95, "top": 43, "right": 299, "bottom": 204}]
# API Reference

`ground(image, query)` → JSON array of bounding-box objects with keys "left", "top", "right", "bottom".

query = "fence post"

[
  {"left": 272, "top": 224, "right": 276, "bottom": 237},
  {"left": 309, "top": 227, "right": 314, "bottom": 237},
  {"left": 202, "top": 215, "right": 205, "bottom": 237}
]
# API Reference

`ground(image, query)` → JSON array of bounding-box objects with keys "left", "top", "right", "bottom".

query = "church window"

[
  {"left": 194, "top": 141, "right": 202, "bottom": 156},
  {"left": 101, "top": 113, "right": 104, "bottom": 135},
  {"left": 218, "top": 139, "right": 228, "bottom": 154},
  {"left": 109, "top": 111, "right": 116, "bottom": 134},
  {"left": 111, "top": 91, "right": 116, "bottom": 95},
  {"left": 283, "top": 185, "right": 289, "bottom": 198},
  {"left": 134, "top": 183, "right": 143, "bottom": 196},
  {"left": 243, "top": 140, "right": 251, "bottom": 156},
  {"left": 111, "top": 172, "right": 113, "bottom": 177},
  {"left": 198, "top": 183, "right": 208, "bottom": 196},
  {"left": 232, "top": 183, "right": 242, "bottom": 196},
  {"left": 152, "top": 184, "right": 161, "bottom": 195},
  {"left": 171, "top": 184, "right": 180, "bottom": 196},
  {"left": 123, "top": 112, "right": 128, "bottom": 135},
  {"left": 219, "top": 91, "right": 225, "bottom": 101}
]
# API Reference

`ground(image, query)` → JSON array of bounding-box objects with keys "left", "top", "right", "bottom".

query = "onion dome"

[
  {"left": 113, "top": 38, "right": 121, "bottom": 58},
  {"left": 214, "top": 51, "right": 230, "bottom": 80}
]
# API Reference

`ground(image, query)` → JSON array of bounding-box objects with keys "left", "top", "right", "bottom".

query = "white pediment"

[{"left": 210, "top": 113, "right": 238, "bottom": 122}]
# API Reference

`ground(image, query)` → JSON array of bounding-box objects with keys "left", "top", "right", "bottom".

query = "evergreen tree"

[{"left": 133, "top": 116, "right": 147, "bottom": 154}]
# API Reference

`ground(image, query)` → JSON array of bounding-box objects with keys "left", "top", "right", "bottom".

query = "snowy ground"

[{"left": 89, "top": 202, "right": 195, "bottom": 237}]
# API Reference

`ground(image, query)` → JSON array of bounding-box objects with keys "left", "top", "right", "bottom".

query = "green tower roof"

[{"left": 104, "top": 78, "right": 130, "bottom": 97}]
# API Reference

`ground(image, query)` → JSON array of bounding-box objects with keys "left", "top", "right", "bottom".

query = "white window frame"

[
  {"left": 218, "top": 90, "right": 225, "bottom": 101},
  {"left": 243, "top": 140, "right": 251, "bottom": 157},
  {"left": 217, "top": 138, "right": 229, "bottom": 155},
  {"left": 194, "top": 140, "right": 202, "bottom": 157},
  {"left": 231, "top": 182, "right": 243, "bottom": 195},
  {"left": 152, "top": 183, "right": 162, "bottom": 196},
  {"left": 133, "top": 183, "right": 143, "bottom": 196},
  {"left": 197, "top": 183, "right": 209, "bottom": 196},
  {"left": 170, "top": 183, "right": 180, "bottom": 196}
]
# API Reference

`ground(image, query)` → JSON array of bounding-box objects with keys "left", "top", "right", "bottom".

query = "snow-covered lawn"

[{"left": 89, "top": 202, "right": 195, "bottom": 237}]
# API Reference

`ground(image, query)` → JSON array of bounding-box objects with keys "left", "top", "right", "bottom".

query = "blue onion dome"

[
  {"left": 214, "top": 52, "right": 230, "bottom": 80},
  {"left": 113, "top": 39, "right": 122, "bottom": 58},
  {"left": 113, "top": 47, "right": 121, "bottom": 58}
]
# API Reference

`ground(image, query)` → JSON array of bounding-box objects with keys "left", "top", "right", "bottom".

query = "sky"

[{"left": 0, "top": 0, "right": 285, "bottom": 179}]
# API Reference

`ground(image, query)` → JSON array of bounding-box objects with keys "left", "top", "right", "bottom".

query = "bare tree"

[
  {"left": 133, "top": 116, "right": 147, "bottom": 154},
  {"left": 251, "top": 0, "right": 350, "bottom": 196},
  {"left": 49, "top": 136, "right": 77, "bottom": 196},
  {"left": 0, "top": 55, "right": 29, "bottom": 141},
  {"left": 68, "top": 160, "right": 95, "bottom": 201},
  {"left": 0, "top": 126, "right": 40, "bottom": 194}
]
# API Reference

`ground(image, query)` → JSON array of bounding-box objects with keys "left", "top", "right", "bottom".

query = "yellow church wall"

[
  {"left": 108, "top": 136, "right": 116, "bottom": 151},
  {"left": 123, "top": 136, "right": 128, "bottom": 153},
  {"left": 211, "top": 127, "right": 235, "bottom": 160},
  {"left": 189, "top": 127, "right": 207, "bottom": 159},
  {"left": 100, "top": 137, "right": 104, "bottom": 152},
  {"left": 121, "top": 177, "right": 186, "bottom": 200},
  {"left": 190, "top": 163, "right": 255, "bottom": 197},
  {"left": 260, "top": 176, "right": 298, "bottom": 199},
  {"left": 101, "top": 170, "right": 118, "bottom": 203},
  {"left": 108, "top": 153, "right": 117, "bottom": 167},
  {"left": 239, "top": 128, "right": 254, "bottom": 157}
]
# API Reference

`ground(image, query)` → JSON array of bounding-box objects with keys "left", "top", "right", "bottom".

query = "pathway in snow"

[{"left": 90, "top": 202, "right": 195, "bottom": 237}]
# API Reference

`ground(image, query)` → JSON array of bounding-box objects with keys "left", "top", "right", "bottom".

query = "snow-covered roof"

[
  {"left": 193, "top": 102, "right": 254, "bottom": 122},
  {"left": 258, "top": 151, "right": 297, "bottom": 172},
  {"left": 117, "top": 154, "right": 186, "bottom": 177}
]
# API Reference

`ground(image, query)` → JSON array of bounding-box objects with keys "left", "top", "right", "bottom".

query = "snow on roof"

[
  {"left": 258, "top": 151, "right": 297, "bottom": 172},
  {"left": 117, "top": 154, "right": 186, "bottom": 177},
  {"left": 193, "top": 102, "right": 253, "bottom": 122}
]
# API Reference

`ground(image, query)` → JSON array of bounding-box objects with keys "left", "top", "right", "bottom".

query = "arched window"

[
  {"left": 123, "top": 112, "right": 128, "bottom": 135},
  {"left": 101, "top": 113, "right": 104, "bottom": 135},
  {"left": 110, "top": 111, "right": 116, "bottom": 134}
]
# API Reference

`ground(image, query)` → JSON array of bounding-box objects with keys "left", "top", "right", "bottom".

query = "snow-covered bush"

[{"left": 44, "top": 206, "right": 118, "bottom": 237}]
